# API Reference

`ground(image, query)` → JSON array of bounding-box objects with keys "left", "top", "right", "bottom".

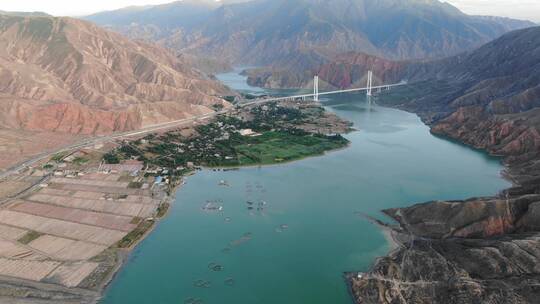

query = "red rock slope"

[{"left": 0, "top": 15, "right": 231, "bottom": 135}]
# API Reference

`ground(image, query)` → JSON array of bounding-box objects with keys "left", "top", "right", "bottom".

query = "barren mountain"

[
  {"left": 395, "top": 26, "right": 540, "bottom": 123},
  {"left": 86, "top": 0, "right": 534, "bottom": 72},
  {"left": 0, "top": 14, "right": 230, "bottom": 136}
]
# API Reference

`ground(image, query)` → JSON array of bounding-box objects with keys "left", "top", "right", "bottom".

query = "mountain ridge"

[
  {"left": 85, "top": 0, "right": 535, "bottom": 70},
  {"left": 0, "top": 10, "right": 50, "bottom": 17}
]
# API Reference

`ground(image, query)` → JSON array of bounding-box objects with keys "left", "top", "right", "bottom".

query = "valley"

[
  {"left": 100, "top": 71, "right": 508, "bottom": 304},
  {"left": 86, "top": 0, "right": 534, "bottom": 85},
  {"left": 0, "top": 1, "right": 538, "bottom": 303}
]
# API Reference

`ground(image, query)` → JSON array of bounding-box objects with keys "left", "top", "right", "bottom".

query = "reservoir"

[{"left": 101, "top": 70, "right": 510, "bottom": 304}]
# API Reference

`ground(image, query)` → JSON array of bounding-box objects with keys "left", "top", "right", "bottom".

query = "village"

[{"left": 103, "top": 101, "right": 353, "bottom": 170}]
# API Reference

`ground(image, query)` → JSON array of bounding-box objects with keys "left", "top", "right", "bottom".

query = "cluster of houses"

[
  {"left": 98, "top": 159, "right": 144, "bottom": 175},
  {"left": 238, "top": 128, "right": 262, "bottom": 137}
]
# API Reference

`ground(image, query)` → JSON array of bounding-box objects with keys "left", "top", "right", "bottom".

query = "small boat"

[{"left": 202, "top": 202, "right": 223, "bottom": 211}]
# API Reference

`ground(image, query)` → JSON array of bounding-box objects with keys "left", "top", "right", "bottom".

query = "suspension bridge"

[{"left": 240, "top": 71, "right": 406, "bottom": 106}]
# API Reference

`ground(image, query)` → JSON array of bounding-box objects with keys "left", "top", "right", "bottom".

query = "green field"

[{"left": 232, "top": 131, "right": 348, "bottom": 166}]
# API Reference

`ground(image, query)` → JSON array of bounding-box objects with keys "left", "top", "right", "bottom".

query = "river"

[{"left": 101, "top": 69, "right": 510, "bottom": 304}]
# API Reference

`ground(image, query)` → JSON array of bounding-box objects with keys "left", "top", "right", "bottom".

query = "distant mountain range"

[
  {"left": 86, "top": 0, "right": 535, "bottom": 72},
  {"left": 0, "top": 14, "right": 229, "bottom": 135},
  {"left": 0, "top": 10, "right": 50, "bottom": 17}
]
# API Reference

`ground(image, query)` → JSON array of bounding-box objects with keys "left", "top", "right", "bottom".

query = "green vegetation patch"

[
  {"left": 118, "top": 175, "right": 134, "bottom": 183},
  {"left": 235, "top": 131, "right": 348, "bottom": 166},
  {"left": 18, "top": 231, "right": 42, "bottom": 245},
  {"left": 51, "top": 152, "right": 67, "bottom": 162},
  {"left": 72, "top": 157, "right": 89, "bottom": 165},
  {"left": 130, "top": 217, "right": 142, "bottom": 225},
  {"left": 116, "top": 220, "right": 154, "bottom": 248},
  {"left": 223, "top": 96, "right": 236, "bottom": 103},
  {"left": 156, "top": 203, "right": 170, "bottom": 218},
  {"left": 212, "top": 103, "right": 225, "bottom": 111},
  {"left": 103, "top": 151, "right": 120, "bottom": 164},
  {"left": 128, "top": 181, "right": 143, "bottom": 189}
]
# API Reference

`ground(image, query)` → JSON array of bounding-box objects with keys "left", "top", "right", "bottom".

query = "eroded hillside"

[{"left": 0, "top": 15, "right": 230, "bottom": 135}]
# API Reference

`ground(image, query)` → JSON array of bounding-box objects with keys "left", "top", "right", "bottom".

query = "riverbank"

[
  {"left": 349, "top": 193, "right": 540, "bottom": 303},
  {"left": 0, "top": 150, "right": 173, "bottom": 303},
  {"left": 348, "top": 94, "right": 540, "bottom": 303},
  {"left": 93, "top": 181, "right": 182, "bottom": 303}
]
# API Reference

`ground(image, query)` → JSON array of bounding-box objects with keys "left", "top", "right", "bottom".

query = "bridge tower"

[
  {"left": 366, "top": 70, "right": 373, "bottom": 97},
  {"left": 313, "top": 75, "right": 319, "bottom": 101}
]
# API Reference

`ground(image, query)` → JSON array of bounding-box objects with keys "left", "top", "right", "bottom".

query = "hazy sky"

[
  {"left": 443, "top": 0, "right": 540, "bottom": 22},
  {"left": 0, "top": 0, "right": 539, "bottom": 22}
]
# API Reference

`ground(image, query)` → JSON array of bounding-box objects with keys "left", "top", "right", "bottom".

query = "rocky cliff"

[
  {"left": 350, "top": 27, "right": 540, "bottom": 304},
  {"left": 350, "top": 187, "right": 540, "bottom": 303},
  {"left": 0, "top": 14, "right": 231, "bottom": 135}
]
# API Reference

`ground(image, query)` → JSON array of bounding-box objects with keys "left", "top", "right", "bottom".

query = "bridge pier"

[
  {"left": 313, "top": 75, "right": 319, "bottom": 101},
  {"left": 366, "top": 70, "right": 373, "bottom": 97}
]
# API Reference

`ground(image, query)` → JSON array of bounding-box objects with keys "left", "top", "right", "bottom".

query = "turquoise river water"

[{"left": 101, "top": 69, "right": 510, "bottom": 304}]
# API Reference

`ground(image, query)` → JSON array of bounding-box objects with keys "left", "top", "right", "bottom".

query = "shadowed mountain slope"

[{"left": 348, "top": 25, "right": 540, "bottom": 304}]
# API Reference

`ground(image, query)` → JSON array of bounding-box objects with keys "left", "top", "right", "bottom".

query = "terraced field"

[{"left": 0, "top": 169, "right": 160, "bottom": 292}]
